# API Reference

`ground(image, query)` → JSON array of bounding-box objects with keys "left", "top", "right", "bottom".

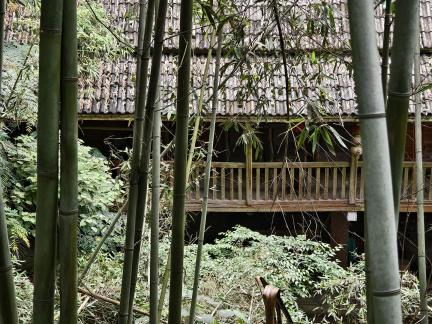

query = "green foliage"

[
  {"left": 1, "top": 43, "right": 38, "bottom": 127},
  {"left": 4, "top": 135, "right": 124, "bottom": 252},
  {"left": 8, "top": 0, "right": 131, "bottom": 79},
  {"left": 296, "top": 122, "right": 348, "bottom": 156}
]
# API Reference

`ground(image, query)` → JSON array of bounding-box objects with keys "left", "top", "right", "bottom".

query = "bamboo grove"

[{"left": 0, "top": 0, "right": 430, "bottom": 322}]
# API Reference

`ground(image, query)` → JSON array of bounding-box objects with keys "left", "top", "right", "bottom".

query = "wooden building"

[{"left": 5, "top": 0, "right": 432, "bottom": 263}]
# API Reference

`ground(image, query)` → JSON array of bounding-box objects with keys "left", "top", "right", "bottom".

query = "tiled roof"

[{"left": 4, "top": 0, "right": 432, "bottom": 117}]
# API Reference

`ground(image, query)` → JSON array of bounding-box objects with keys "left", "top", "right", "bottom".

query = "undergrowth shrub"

[{"left": 4, "top": 134, "right": 124, "bottom": 253}]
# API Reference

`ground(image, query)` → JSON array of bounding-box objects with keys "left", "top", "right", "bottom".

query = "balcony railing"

[{"left": 184, "top": 160, "right": 432, "bottom": 212}]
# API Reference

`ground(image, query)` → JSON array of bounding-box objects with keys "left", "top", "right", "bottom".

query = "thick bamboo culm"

[
  {"left": 117, "top": 0, "right": 151, "bottom": 320},
  {"left": 59, "top": 0, "right": 79, "bottom": 321},
  {"left": 348, "top": 0, "right": 402, "bottom": 323},
  {"left": 126, "top": 0, "right": 168, "bottom": 321},
  {"left": 189, "top": 29, "right": 223, "bottom": 324},
  {"left": 414, "top": 20, "right": 428, "bottom": 324},
  {"left": 168, "top": 0, "right": 193, "bottom": 321},
  {"left": 0, "top": 183, "right": 18, "bottom": 324},
  {"left": 386, "top": 0, "right": 419, "bottom": 226},
  {"left": 0, "top": 0, "right": 18, "bottom": 320},
  {"left": 33, "top": 0, "right": 63, "bottom": 321}
]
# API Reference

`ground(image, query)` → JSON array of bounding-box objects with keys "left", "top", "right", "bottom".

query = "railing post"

[
  {"left": 349, "top": 134, "right": 362, "bottom": 204},
  {"left": 246, "top": 142, "right": 253, "bottom": 205}
]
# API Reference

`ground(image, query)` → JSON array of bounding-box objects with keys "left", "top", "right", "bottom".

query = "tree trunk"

[
  {"left": 347, "top": 0, "right": 402, "bottom": 322},
  {"left": 167, "top": 0, "right": 193, "bottom": 321},
  {"left": 33, "top": 0, "right": 63, "bottom": 321},
  {"left": 414, "top": 23, "right": 428, "bottom": 324},
  {"left": 59, "top": 0, "right": 78, "bottom": 320},
  {"left": 126, "top": 0, "right": 168, "bottom": 321},
  {"left": 189, "top": 29, "right": 223, "bottom": 324},
  {"left": 386, "top": 0, "right": 419, "bottom": 226}
]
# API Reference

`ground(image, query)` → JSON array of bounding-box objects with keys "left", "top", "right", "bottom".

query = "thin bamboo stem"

[
  {"left": 158, "top": 249, "right": 171, "bottom": 321},
  {"left": 386, "top": 0, "right": 419, "bottom": 226},
  {"left": 0, "top": 0, "right": 18, "bottom": 321},
  {"left": 33, "top": 0, "right": 63, "bottom": 321},
  {"left": 348, "top": 0, "right": 402, "bottom": 322},
  {"left": 149, "top": 89, "right": 162, "bottom": 324},
  {"left": 414, "top": 23, "right": 428, "bottom": 324},
  {"left": 189, "top": 29, "right": 223, "bottom": 324},
  {"left": 381, "top": 0, "right": 392, "bottom": 98},
  {"left": 168, "top": 0, "right": 193, "bottom": 321},
  {"left": 59, "top": 0, "right": 78, "bottom": 320},
  {"left": 118, "top": 0, "right": 151, "bottom": 320},
  {"left": 126, "top": 0, "right": 168, "bottom": 321},
  {"left": 185, "top": 31, "right": 215, "bottom": 181}
]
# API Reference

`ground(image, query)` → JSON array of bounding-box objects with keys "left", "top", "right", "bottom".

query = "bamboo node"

[
  {"left": 388, "top": 90, "right": 412, "bottom": 98},
  {"left": 358, "top": 112, "right": 386, "bottom": 120},
  {"left": 59, "top": 208, "right": 79, "bottom": 216},
  {"left": 38, "top": 169, "right": 58, "bottom": 179},
  {"left": 373, "top": 288, "right": 400, "bottom": 297},
  {"left": 0, "top": 264, "right": 12, "bottom": 273}
]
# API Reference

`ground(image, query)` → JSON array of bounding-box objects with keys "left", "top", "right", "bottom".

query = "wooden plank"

[
  {"left": 316, "top": 167, "right": 321, "bottom": 199},
  {"left": 256, "top": 168, "right": 260, "bottom": 200},
  {"left": 212, "top": 167, "right": 217, "bottom": 200},
  {"left": 289, "top": 168, "right": 295, "bottom": 200},
  {"left": 230, "top": 168, "right": 234, "bottom": 200},
  {"left": 332, "top": 168, "right": 338, "bottom": 199},
  {"left": 246, "top": 143, "right": 253, "bottom": 204},
  {"left": 299, "top": 168, "right": 304, "bottom": 200},
  {"left": 403, "top": 166, "right": 409, "bottom": 201},
  {"left": 307, "top": 168, "right": 312, "bottom": 199},
  {"left": 264, "top": 168, "right": 269, "bottom": 200},
  {"left": 195, "top": 168, "right": 200, "bottom": 200},
  {"left": 359, "top": 167, "right": 364, "bottom": 200},
  {"left": 239, "top": 168, "right": 243, "bottom": 200},
  {"left": 412, "top": 165, "right": 416, "bottom": 200},
  {"left": 221, "top": 167, "right": 225, "bottom": 200},
  {"left": 429, "top": 168, "right": 432, "bottom": 201},
  {"left": 341, "top": 167, "right": 346, "bottom": 199},
  {"left": 273, "top": 168, "right": 278, "bottom": 200},
  {"left": 324, "top": 168, "right": 329, "bottom": 200},
  {"left": 281, "top": 167, "right": 286, "bottom": 199},
  {"left": 349, "top": 156, "right": 358, "bottom": 204}
]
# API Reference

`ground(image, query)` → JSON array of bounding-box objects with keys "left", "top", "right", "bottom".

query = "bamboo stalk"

[
  {"left": 33, "top": 0, "right": 63, "bottom": 321},
  {"left": 158, "top": 249, "right": 171, "bottom": 321},
  {"left": 386, "top": 0, "right": 419, "bottom": 226},
  {"left": 149, "top": 89, "right": 162, "bottom": 324},
  {"left": 185, "top": 31, "right": 215, "bottom": 181},
  {"left": 126, "top": 0, "right": 168, "bottom": 321},
  {"left": 168, "top": 0, "right": 193, "bottom": 321},
  {"left": 79, "top": 202, "right": 127, "bottom": 284},
  {"left": 0, "top": 0, "right": 18, "bottom": 321},
  {"left": 0, "top": 182, "right": 18, "bottom": 324},
  {"left": 414, "top": 23, "right": 428, "bottom": 324},
  {"left": 117, "top": 0, "right": 152, "bottom": 320},
  {"left": 58, "top": 0, "right": 78, "bottom": 320},
  {"left": 381, "top": 0, "right": 392, "bottom": 97},
  {"left": 347, "top": 0, "right": 402, "bottom": 322},
  {"left": 189, "top": 29, "right": 223, "bottom": 324}
]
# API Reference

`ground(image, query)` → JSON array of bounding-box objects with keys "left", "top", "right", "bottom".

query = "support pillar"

[{"left": 330, "top": 212, "right": 349, "bottom": 267}]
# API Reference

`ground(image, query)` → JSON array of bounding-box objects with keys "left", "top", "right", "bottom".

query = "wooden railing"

[{"left": 185, "top": 160, "right": 432, "bottom": 211}]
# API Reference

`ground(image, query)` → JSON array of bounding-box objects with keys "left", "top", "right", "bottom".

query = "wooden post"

[
  {"left": 330, "top": 212, "right": 349, "bottom": 267},
  {"left": 246, "top": 142, "right": 253, "bottom": 205},
  {"left": 349, "top": 133, "right": 362, "bottom": 204}
]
